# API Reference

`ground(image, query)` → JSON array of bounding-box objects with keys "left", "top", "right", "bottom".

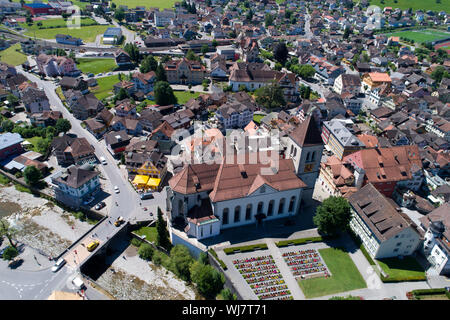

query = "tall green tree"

[
  {"left": 1, "top": 119, "right": 14, "bottom": 132},
  {"left": 186, "top": 49, "right": 199, "bottom": 61},
  {"left": 116, "top": 87, "right": 129, "bottom": 101},
  {"left": 124, "top": 43, "right": 140, "bottom": 63},
  {"left": 170, "top": 244, "right": 194, "bottom": 282},
  {"left": 201, "top": 44, "right": 209, "bottom": 55},
  {"left": 265, "top": 13, "right": 274, "bottom": 27},
  {"left": 140, "top": 54, "right": 158, "bottom": 73},
  {"left": 156, "top": 63, "right": 167, "bottom": 82},
  {"left": 23, "top": 165, "right": 42, "bottom": 186},
  {"left": 114, "top": 8, "right": 125, "bottom": 22},
  {"left": 55, "top": 118, "right": 71, "bottom": 134},
  {"left": 274, "top": 42, "right": 288, "bottom": 65},
  {"left": 190, "top": 260, "right": 225, "bottom": 298},
  {"left": 138, "top": 243, "right": 154, "bottom": 261},
  {"left": 154, "top": 81, "right": 177, "bottom": 106},
  {"left": 156, "top": 206, "right": 172, "bottom": 250},
  {"left": 0, "top": 219, "right": 17, "bottom": 249},
  {"left": 313, "top": 196, "right": 351, "bottom": 237},
  {"left": 220, "top": 288, "right": 237, "bottom": 300},
  {"left": 297, "top": 64, "right": 316, "bottom": 79},
  {"left": 255, "top": 81, "right": 286, "bottom": 110}
]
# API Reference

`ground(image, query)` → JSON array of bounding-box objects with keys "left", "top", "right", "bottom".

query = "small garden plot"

[
  {"left": 282, "top": 249, "right": 330, "bottom": 279},
  {"left": 232, "top": 255, "right": 292, "bottom": 300}
]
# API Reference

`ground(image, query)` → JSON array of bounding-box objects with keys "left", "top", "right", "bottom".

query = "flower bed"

[
  {"left": 224, "top": 244, "right": 268, "bottom": 255},
  {"left": 282, "top": 249, "right": 330, "bottom": 279},
  {"left": 233, "top": 255, "right": 292, "bottom": 300}
]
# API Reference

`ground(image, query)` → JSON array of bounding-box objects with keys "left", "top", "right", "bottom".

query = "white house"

[{"left": 348, "top": 183, "right": 422, "bottom": 259}]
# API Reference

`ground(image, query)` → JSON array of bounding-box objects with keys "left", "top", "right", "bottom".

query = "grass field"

[
  {"left": 173, "top": 91, "right": 200, "bottom": 104},
  {"left": 0, "top": 44, "right": 28, "bottom": 66},
  {"left": 377, "top": 256, "right": 426, "bottom": 281},
  {"left": 297, "top": 248, "right": 367, "bottom": 299},
  {"left": 25, "top": 137, "right": 46, "bottom": 153},
  {"left": 111, "top": 0, "right": 177, "bottom": 9},
  {"left": 384, "top": 29, "right": 450, "bottom": 44},
  {"left": 76, "top": 58, "right": 117, "bottom": 75},
  {"left": 24, "top": 24, "right": 113, "bottom": 43},
  {"left": 91, "top": 74, "right": 120, "bottom": 100},
  {"left": 19, "top": 17, "right": 97, "bottom": 31},
  {"left": 355, "top": 0, "right": 450, "bottom": 12},
  {"left": 134, "top": 226, "right": 157, "bottom": 243}
]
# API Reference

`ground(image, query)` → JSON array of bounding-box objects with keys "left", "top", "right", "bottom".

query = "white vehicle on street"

[
  {"left": 72, "top": 276, "right": 85, "bottom": 290},
  {"left": 99, "top": 156, "right": 107, "bottom": 165},
  {"left": 114, "top": 186, "right": 120, "bottom": 193},
  {"left": 51, "top": 258, "right": 66, "bottom": 272}
]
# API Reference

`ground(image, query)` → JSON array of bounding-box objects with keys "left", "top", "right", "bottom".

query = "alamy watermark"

[{"left": 66, "top": 6, "right": 81, "bottom": 29}]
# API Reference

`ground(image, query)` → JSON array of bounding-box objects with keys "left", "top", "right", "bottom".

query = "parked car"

[
  {"left": 87, "top": 240, "right": 100, "bottom": 252},
  {"left": 51, "top": 258, "right": 66, "bottom": 272},
  {"left": 72, "top": 276, "right": 86, "bottom": 290},
  {"left": 95, "top": 202, "right": 106, "bottom": 210},
  {"left": 8, "top": 257, "right": 23, "bottom": 269},
  {"left": 140, "top": 192, "right": 153, "bottom": 200},
  {"left": 99, "top": 156, "right": 107, "bottom": 165},
  {"left": 88, "top": 73, "right": 94, "bottom": 78},
  {"left": 114, "top": 216, "right": 124, "bottom": 227},
  {"left": 114, "top": 186, "right": 120, "bottom": 194}
]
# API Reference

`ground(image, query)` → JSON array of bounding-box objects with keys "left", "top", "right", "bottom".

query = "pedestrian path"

[{"left": 265, "top": 240, "right": 305, "bottom": 300}]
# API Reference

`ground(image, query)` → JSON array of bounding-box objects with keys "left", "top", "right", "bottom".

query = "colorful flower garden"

[
  {"left": 233, "top": 255, "right": 293, "bottom": 300},
  {"left": 282, "top": 249, "right": 330, "bottom": 279}
]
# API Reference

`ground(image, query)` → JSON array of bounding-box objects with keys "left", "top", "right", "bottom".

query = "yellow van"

[{"left": 87, "top": 240, "right": 100, "bottom": 252}]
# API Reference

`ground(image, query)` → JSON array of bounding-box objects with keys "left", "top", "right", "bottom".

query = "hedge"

[
  {"left": 359, "top": 244, "right": 376, "bottom": 266},
  {"left": 412, "top": 288, "right": 450, "bottom": 299},
  {"left": 380, "top": 275, "right": 427, "bottom": 283},
  {"left": 275, "top": 236, "right": 323, "bottom": 247},
  {"left": 208, "top": 249, "right": 227, "bottom": 270},
  {"left": 223, "top": 244, "right": 268, "bottom": 255}
]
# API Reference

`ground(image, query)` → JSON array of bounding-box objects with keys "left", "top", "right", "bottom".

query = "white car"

[
  {"left": 114, "top": 186, "right": 120, "bottom": 193},
  {"left": 51, "top": 258, "right": 66, "bottom": 272},
  {"left": 100, "top": 156, "right": 107, "bottom": 165}
]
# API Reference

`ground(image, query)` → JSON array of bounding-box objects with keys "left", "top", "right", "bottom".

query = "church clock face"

[{"left": 304, "top": 163, "right": 314, "bottom": 173}]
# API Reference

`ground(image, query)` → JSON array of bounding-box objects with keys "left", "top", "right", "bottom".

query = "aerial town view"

[{"left": 0, "top": 0, "right": 448, "bottom": 308}]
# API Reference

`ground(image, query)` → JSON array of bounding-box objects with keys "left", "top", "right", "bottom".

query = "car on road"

[
  {"left": 97, "top": 73, "right": 103, "bottom": 77},
  {"left": 72, "top": 276, "right": 86, "bottom": 290},
  {"left": 99, "top": 156, "right": 107, "bottom": 165},
  {"left": 95, "top": 201, "right": 106, "bottom": 210},
  {"left": 114, "top": 216, "right": 124, "bottom": 227},
  {"left": 51, "top": 258, "right": 66, "bottom": 272},
  {"left": 140, "top": 192, "right": 153, "bottom": 200},
  {"left": 106, "top": 72, "right": 113, "bottom": 76},
  {"left": 114, "top": 186, "right": 120, "bottom": 193},
  {"left": 87, "top": 240, "right": 100, "bottom": 252},
  {"left": 88, "top": 73, "right": 94, "bottom": 78}
]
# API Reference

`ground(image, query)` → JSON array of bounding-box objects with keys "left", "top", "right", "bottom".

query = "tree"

[
  {"left": 190, "top": 260, "right": 225, "bottom": 298},
  {"left": 140, "top": 55, "right": 158, "bottom": 73},
  {"left": 212, "top": 39, "right": 218, "bottom": 48},
  {"left": 255, "top": 82, "right": 286, "bottom": 110},
  {"left": 116, "top": 87, "right": 129, "bottom": 101},
  {"left": 26, "top": 15, "right": 32, "bottom": 25},
  {"left": 55, "top": 118, "right": 71, "bottom": 134},
  {"left": 246, "top": 9, "right": 253, "bottom": 21},
  {"left": 154, "top": 81, "right": 177, "bottom": 106},
  {"left": 313, "top": 196, "right": 351, "bottom": 237},
  {"left": 274, "top": 42, "right": 288, "bottom": 65},
  {"left": 114, "top": 8, "right": 125, "bottom": 22},
  {"left": 156, "top": 63, "right": 167, "bottom": 82},
  {"left": 201, "top": 44, "right": 209, "bottom": 55},
  {"left": 186, "top": 49, "right": 198, "bottom": 61},
  {"left": 300, "top": 85, "right": 311, "bottom": 99},
  {"left": 1, "top": 246, "right": 18, "bottom": 261},
  {"left": 297, "top": 64, "right": 316, "bottom": 79},
  {"left": 170, "top": 244, "right": 194, "bottom": 282},
  {"left": 23, "top": 165, "right": 42, "bottom": 186},
  {"left": 35, "top": 138, "right": 50, "bottom": 154},
  {"left": 431, "top": 66, "right": 449, "bottom": 84},
  {"left": 138, "top": 243, "right": 154, "bottom": 261},
  {"left": 124, "top": 43, "right": 140, "bottom": 63},
  {"left": 220, "top": 288, "right": 237, "bottom": 300},
  {"left": 1, "top": 119, "right": 14, "bottom": 132},
  {"left": 0, "top": 219, "right": 17, "bottom": 249},
  {"left": 265, "top": 13, "right": 274, "bottom": 27},
  {"left": 343, "top": 28, "right": 351, "bottom": 39},
  {"left": 156, "top": 207, "right": 171, "bottom": 250}
]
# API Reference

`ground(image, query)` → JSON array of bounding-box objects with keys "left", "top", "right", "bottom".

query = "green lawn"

[
  {"left": 76, "top": 58, "right": 117, "bottom": 75},
  {"left": 384, "top": 29, "right": 450, "bottom": 44},
  {"left": 134, "top": 226, "right": 157, "bottom": 243},
  {"left": 298, "top": 248, "right": 367, "bottom": 299},
  {"left": 19, "top": 17, "right": 97, "bottom": 31},
  {"left": 253, "top": 114, "right": 265, "bottom": 124},
  {"left": 0, "top": 44, "right": 28, "bottom": 66},
  {"left": 91, "top": 75, "right": 120, "bottom": 100},
  {"left": 112, "top": 0, "right": 178, "bottom": 9},
  {"left": 24, "top": 24, "right": 113, "bottom": 43},
  {"left": 377, "top": 256, "right": 426, "bottom": 281},
  {"left": 25, "top": 137, "right": 46, "bottom": 153},
  {"left": 173, "top": 91, "right": 200, "bottom": 105},
  {"left": 354, "top": 0, "right": 450, "bottom": 11}
]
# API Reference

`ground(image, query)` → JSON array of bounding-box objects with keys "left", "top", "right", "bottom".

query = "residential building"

[
  {"left": 361, "top": 72, "right": 392, "bottom": 93},
  {"left": 215, "top": 102, "right": 254, "bottom": 129},
  {"left": 0, "top": 132, "right": 23, "bottom": 161},
  {"left": 348, "top": 183, "right": 421, "bottom": 259},
  {"left": 71, "top": 93, "right": 104, "bottom": 120},
  {"left": 114, "top": 49, "right": 133, "bottom": 67},
  {"left": 321, "top": 120, "right": 365, "bottom": 160},
  {"left": 333, "top": 73, "right": 361, "bottom": 96},
  {"left": 22, "top": 87, "right": 51, "bottom": 114},
  {"left": 36, "top": 54, "right": 79, "bottom": 77},
  {"left": 104, "top": 130, "right": 131, "bottom": 156},
  {"left": 165, "top": 58, "right": 207, "bottom": 85},
  {"left": 52, "top": 165, "right": 101, "bottom": 209},
  {"left": 51, "top": 135, "right": 96, "bottom": 166}
]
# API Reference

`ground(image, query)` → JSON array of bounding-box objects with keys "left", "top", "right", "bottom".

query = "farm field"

[
  {"left": 23, "top": 25, "right": 112, "bottom": 43},
  {"left": 76, "top": 58, "right": 117, "bottom": 75},
  {"left": 111, "top": 0, "right": 178, "bottom": 9},
  {"left": 19, "top": 17, "right": 98, "bottom": 31},
  {"left": 384, "top": 29, "right": 450, "bottom": 44},
  {"left": 0, "top": 44, "right": 28, "bottom": 66},
  {"left": 354, "top": 0, "right": 450, "bottom": 12}
]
